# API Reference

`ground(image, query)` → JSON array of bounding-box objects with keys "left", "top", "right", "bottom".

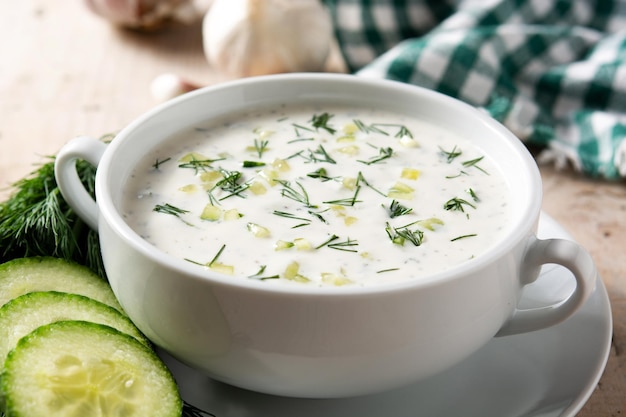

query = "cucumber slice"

[
  {"left": 1, "top": 321, "right": 182, "bottom": 417},
  {"left": 0, "top": 257, "right": 123, "bottom": 314},
  {"left": 0, "top": 291, "right": 150, "bottom": 369}
]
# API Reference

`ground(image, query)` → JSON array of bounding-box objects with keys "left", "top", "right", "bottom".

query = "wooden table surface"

[{"left": 1, "top": 2, "right": 624, "bottom": 416}]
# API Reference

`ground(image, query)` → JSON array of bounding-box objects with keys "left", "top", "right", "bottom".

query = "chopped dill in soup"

[{"left": 122, "top": 104, "right": 511, "bottom": 287}]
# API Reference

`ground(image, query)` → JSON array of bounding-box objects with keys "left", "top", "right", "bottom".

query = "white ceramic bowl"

[{"left": 55, "top": 73, "right": 596, "bottom": 398}]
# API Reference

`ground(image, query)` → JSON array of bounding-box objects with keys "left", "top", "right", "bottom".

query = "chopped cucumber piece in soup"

[
  {"left": 0, "top": 257, "right": 123, "bottom": 313},
  {"left": 0, "top": 291, "right": 150, "bottom": 368},
  {"left": 1, "top": 321, "right": 182, "bottom": 417}
]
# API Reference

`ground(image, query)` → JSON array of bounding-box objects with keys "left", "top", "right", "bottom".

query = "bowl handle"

[
  {"left": 54, "top": 136, "right": 107, "bottom": 231},
  {"left": 496, "top": 237, "right": 597, "bottom": 336}
]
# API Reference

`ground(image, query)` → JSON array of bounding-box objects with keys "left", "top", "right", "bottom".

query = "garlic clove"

[
  {"left": 84, "top": 0, "right": 203, "bottom": 29},
  {"left": 150, "top": 73, "right": 201, "bottom": 101},
  {"left": 202, "top": 0, "right": 333, "bottom": 79}
]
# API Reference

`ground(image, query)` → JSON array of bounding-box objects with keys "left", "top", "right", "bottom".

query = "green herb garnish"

[
  {"left": 316, "top": 235, "right": 359, "bottom": 252},
  {"left": 308, "top": 144, "right": 336, "bottom": 164},
  {"left": 386, "top": 200, "right": 413, "bottom": 218},
  {"left": 353, "top": 121, "right": 413, "bottom": 138},
  {"left": 248, "top": 265, "right": 280, "bottom": 280},
  {"left": 356, "top": 172, "right": 387, "bottom": 197},
  {"left": 462, "top": 156, "right": 489, "bottom": 174},
  {"left": 323, "top": 186, "right": 362, "bottom": 207},
  {"left": 152, "top": 157, "right": 171, "bottom": 170},
  {"left": 466, "top": 188, "right": 479, "bottom": 202},
  {"left": 208, "top": 244, "right": 226, "bottom": 267},
  {"left": 385, "top": 221, "right": 424, "bottom": 246},
  {"left": 292, "top": 123, "right": 314, "bottom": 136},
  {"left": 182, "top": 401, "right": 218, "bottom": 417},
  {"left": 451, "top": 234, "right": 477, "bottom": 241},
  {"left": 178, "top": 157, "right": 225, "bottom": 173},
  {"left": 353, "top": 119, "right": 389, "bottom": 135},
  {"left": 307, "top": 167, "right": 336, "bottom": 181},
  {"left": 393, "top": 125, "right": 414, "bottom": 138},
  {"left": 272, "top": 210, "right": 311, "bottom": 228},
  {"left": 377, "top": 268, "right": 400, "bottom": 273},
  {"left": 439, "top": 145, "right": 462, "bottom": 163},
  {"left": 212, "top": 169, "right": 250, "bottom": 200},
  {"left": 253, "top": 139, "right": 269, "bottom": 158},
  {"left": 242, "top": 161, "right": 266, "bottom": 168},
  {"left": 153, "top": 203, "right": 193, "bottom": 226},
  {"left": 275, "top": 180, "right": 316, "bottom": 208},
  {"left": 307, "top": 209, "right": 328, "bottom": 224},
  {"left": 357, "top": 145, "right": 394, "bottom": 165},
  {"left": 443, "top": 197, "right": 476, "bottom": 212},
  {"left": 287, "top": 144, "right": 336, "bottom": 164},
  {"left": 310, "top": 113, "right": 336, "bottom": 134},
  {"left": 445, "top": 171, "right": 468, "bottom": 179},
  {"left": 287, "top": 137, "right": 315, "bottom": 144}
]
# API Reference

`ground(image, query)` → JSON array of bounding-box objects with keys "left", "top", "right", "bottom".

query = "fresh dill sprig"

[
  {"left": 208, "top": 244, "right": 226, "bottom": 266},
  {"left": 182, "top": 401, "right": 217, "bottom": 417},
  {"left": 466, "top": 188, "right": 480, "bottom": 202},
  {"left": 153, "top": 203, "right": 194, "bottom": 226},
  {"left": 212, "top": 169, "right": 250, "bottom": 200},
  {"left": 385, "top": 221, "right": 424, "bottom": 246},
  {"left": 386, "top": 200, "right": 413, "bottom": 218},
  {"left": 307, "top": 209, "right": 328, "bottom": 224},
  {"left": 152, "top": 157, "right": 171, "bottom": 170},
  {"left": 286, "top": 144, "right": 336, "bottom": 164},
  {"left": 287, "top": 137, "right": 315, "bottom": 144},
  {"left": 462, "top": 156, "right": 489, "bottom": 174},
  {"left": 323, "top": 186, "right": 362, "bottom": 207},
  {"left": 248, "top": 265, "right": 280, "bottom": 280},
  {"left": 275, "top": 180, "right": 316, "bottom": 208},
  {"left": 272, "top": 210, "right": 311, "bottom": 228},
  {"left": 0, "top": 156, "right": 103, "bottom": 277},
  {"left": 310, "top": 113, "right": 336, "bottom": 134},
  {"left": 439, "top": 145, "right": 462, "bottom": 163},
  {"left": 316, "top": 235, "right": 359, "bottom": 252},
  {"left": 253, "top": 138, "right": 269, "bottom": 158},
  {"left": 306, "top": 144, "right": 336, "bottom": 164},
  {"left": 292, "top": 123, "right": 314, "bottom": 136},
  {"left": 307, "top": 167, "right": 336, "bottom": 182},
  {"left": 352, "top": 121, "right": 414, "bottom": 138},
  {"left": 356, "top": 172, "right": 387, "bottom": 197},
  {"left": 353, "top": 119, "right": 389, "bottom": 135},
  {"left": 178, "top": 157, "right": 225, "bottom": 174},
  {"left": 451, "top": 234, "right": 477, "bottom": 241},
  {"left": 393, "top": 125, "right": 414, "bottom": 138},
  {"left": 328, "top": 237, "right": 358, "bottom": 252},
  {"left": 153, "top": 203, "right": 189, "bottom": 216},
  {"left": 357, "top": 146, "right": 394, "bottom": 165},
  {"left": 443, "top": 197, "right": 476, "bottom": 212},
  {"left": 377, "top": 268, "right": 400, "bottom": 273},
  {"left": 445, "top": 171, "right": 468, "bottom": 179}
]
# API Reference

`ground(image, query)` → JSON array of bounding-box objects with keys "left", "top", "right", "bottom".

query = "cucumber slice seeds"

[
  {"left": 0, "top": 257, "right": 123, "bottom": 313},
  {"left": 0, "top": 257, "right": 185, "bottom": 417},
  {"left": 1, "top": 321, "right": 182, "bottom": 417},
  {"left": 0, "top": 291, "right": 151, "bottom": 368}
]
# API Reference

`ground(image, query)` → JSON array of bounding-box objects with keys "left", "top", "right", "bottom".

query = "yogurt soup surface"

[{"left": 122, "top": 103, "right": 511, "bottom": 287}]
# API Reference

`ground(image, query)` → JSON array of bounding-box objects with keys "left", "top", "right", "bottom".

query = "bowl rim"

[{"left": 96, "top": 72, "right": 543, "bottom": 296}]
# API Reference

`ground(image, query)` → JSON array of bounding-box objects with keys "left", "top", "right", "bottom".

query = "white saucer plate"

[{"left": 163, "top": 213, "right": 612, "bottom": 417}]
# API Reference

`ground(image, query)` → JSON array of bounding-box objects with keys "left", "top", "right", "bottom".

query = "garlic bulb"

[
  {"left": 84, "top": 0, "right": 202, "bottom": 29},
  {"left": 202, "top": 0, "right": 333, "bottom": 79}
]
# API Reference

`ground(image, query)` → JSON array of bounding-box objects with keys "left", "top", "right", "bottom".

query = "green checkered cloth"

[{"left": 324, "top": 0, "right": 626, "bottom": 180}]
